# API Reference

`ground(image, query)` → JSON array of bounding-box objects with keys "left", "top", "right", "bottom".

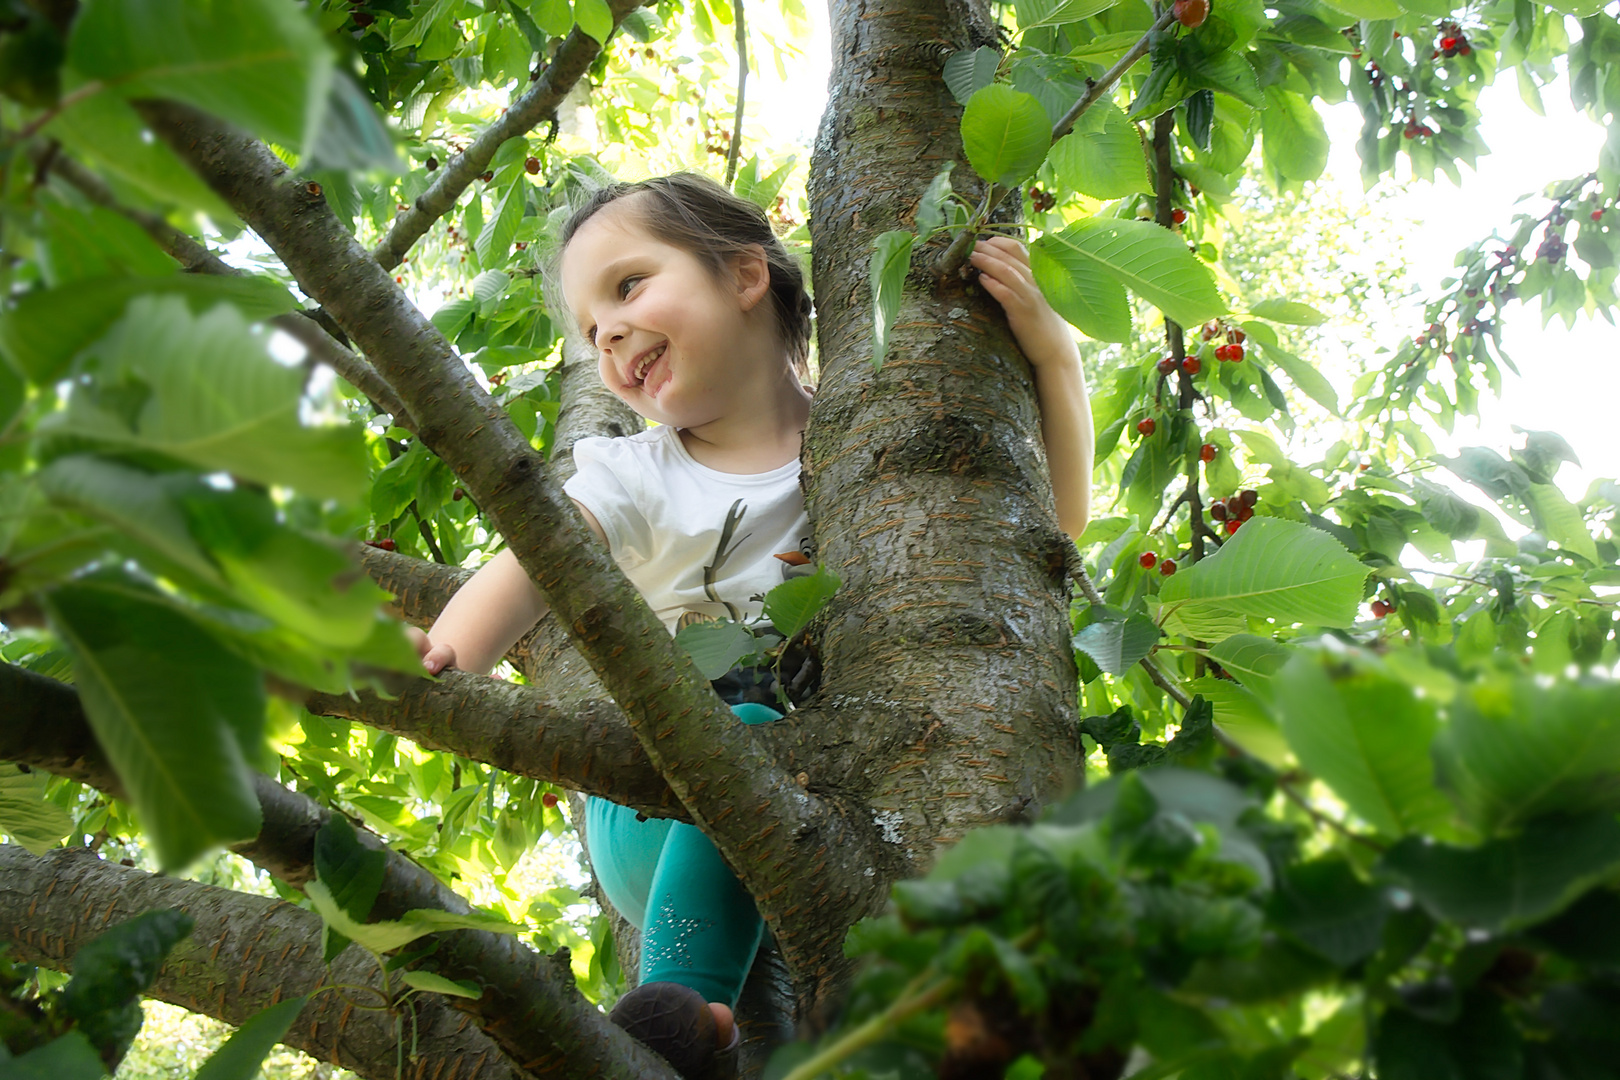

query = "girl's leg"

[{"left": 584, "top": 797, "right": 674, "bottom": 931}]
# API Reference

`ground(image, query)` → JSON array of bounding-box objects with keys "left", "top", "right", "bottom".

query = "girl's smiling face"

[{"left": 561, "top": 198, "right": 774, "bottom": 431}]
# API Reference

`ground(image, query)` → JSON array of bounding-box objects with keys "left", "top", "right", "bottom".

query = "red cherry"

[
  {"left": 366, "top": 538, "right": 397, "bottom": 551},
  {"left": 1225, "top": 519, "right": 1241, "bottom": 535},
  {"left": 1210, "top": 501, "right": 1228, "bottom": 522},
  {"left": 1137, "top": 418, "right": 1157, "bottom": 436},
  {"left": 525, "top": 156, "right": 540, "bottom": 175},
  {"left": 352, "top": 11, "right": 375, "bottom": 27},
  {"left": 1201, "top": 321, "right": 1222, "bottom": 340},
  {"left": 1371, "top": 600, "right": 1392, "bottom": 618},
  {"left": 1171, "top": 208, "right": 1188, "bottom": 225},
  {"left": 1440, "top": 35, "right": 1458, "bottom": 49},
  {"left": 1172, "top": 0, "right": 1208, "bottom": 27},
  {"left": 1157, "top": 356, "right": 1178, "bottom": 375},
  {"left": 1592, "top": 209, "right": 1605, "bottom": 222},
  {"left": 1240, "top": 489, "right": 1259, "bottom": 507},
  {"left": 1182, "top": 356, "right": 1201, "bottom": 375},
  {"left": 1459, "top": 44, "right": 1471, "bottom": 55},
  {"left": 1200, "top": 443, "right": 1218, "bottom": 462},
  {"left": 1237, "top": 504, "right": 1254, "bottom": 522},
  {"left": 1159, "top": 559, "right": 1177, "bottom": 576},
  {"left": 425, "top": 155, "right": 438, "bottom": 171},
  {"left": 542, "top": 792, "right": 560, "bottom": 809},
  {"left": 1227, "top": 343, "right": 1245, "bottom": 361},
  {"left": 1229, "top": 329, "right": 1246, "bottom": 345},
  {"left": 1139, "top": 552, "right": 1158, "bottom": 569},
  {"left": 481, "top": 171, "right": 495, "bottom": 182},
  {"left": 1214, "top": 344, "right": 1230, "bottom": 361}
]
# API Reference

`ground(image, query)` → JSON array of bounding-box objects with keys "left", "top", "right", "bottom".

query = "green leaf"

[
  {"left": 1036, "top": 219, "right": 1227, "bottom": 332},
  {"left": 1179, "top": 46, "right": 1263, "bottom": 108},
  {"left": 674, "top": 618, "right": 758, "bottom": 680},
  {"left": 193, "top": 996, "right": 309, "bottom": 1080},
  {"left": 1432, "top": 677, "right": 1620, "bottom": 834},
  {"left": 1524, "top": 482, "right": 1599, "bottom": 563},
  {"left": 1380, "top": 813, "right": 1620, "bottom": 932},
  {"left": 1271, "top": 650, "right": 1452, "bottom": 838},
  {"left": 476, "top": 179, "right": 527, "bottom": 267},
  {"left": 68, "top": 0, "right": 334, "bottom": 153},
  {"left": 1249, "top": 299, "right": 1328, "bottom": 325},
  {"left": 61, "top": 909, "right": 194, "bottom": 1064},
  {"left": 1259, "top": 87, "right": 1329, "bottom": 186},
  {"left": 1185, "top": 676, "right": 1290, "bottom": 767},
  {"left": 45, "top": 577, "right": 264, "bottom": 870},
  {"left": 1268, "top": 856, "right": 1388, "bottom": 967},
  {"left": 307, "top": 73, "right": 402, "bottom": 173},
  {"left": 1047, "top": 101, "right": 1151, "bottom": 200},
  {"left": 573, "top": 0, "right": 614, "bottom": 42},
  {"left": 304, "top": 879, "right": 521, "bottom": 954},
  {"left": 314, "top": 815, "right": 387, "bottom": 963},
  {"left": 41, "top": 295, "right": 365, "bottom": 501},
  {"left": 733, "top": 155, "right": 796, "bottom": 209},
  {"left": 869, "top": 230, "right": 914, "bottom": 369},
  {"left": 914, "top": 165, "right": 955, "bottom": 237},
  {"left": 531, "top": 0, "right": 574, "bottom": 37},
  {"left": 45, "top": 94, "right": 233, "bottom": 218},
  {"left": 1204, "top": 633, "right": 1292, "bottom": 698},
  {"left": 1158, "top": 518, "right": 1369, "bottom": 630},
  {"left": 763, "top": 566, "right": 841, "bottom": 639},
  {"left": 6, "top": 1031, "right": 108, "bottom": 1080},
  {"left": 942, "top": 46, "right": 999, "bottom": 105},
  {"left": 1071, "top": 603, "right": 1159, "bottom": 674},
  {"left": 1258, "top": 340, "right": 1339, "bottom": 416},
  {"left": 1029, "top": 237, "right": 1130, "bottom": 342},
  {"left": 400, "top": 971, "right": 483, "bottom": 999},
  {"left": 1016, "top": 0, "right": 1122, "bottom": 31},
  {"left": 0, "top": 273, "right": 296, "bottom": 385},
  {"left": 960, "top": 84, "right": 1052, "bottom": 186},
  {"left": 0, "top": 763, "right": 75, "bottom": 855}
]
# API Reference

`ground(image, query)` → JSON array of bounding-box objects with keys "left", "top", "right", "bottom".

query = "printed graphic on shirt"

[{"left": 701, "top": 498, "right": 752, "bottom": 622}]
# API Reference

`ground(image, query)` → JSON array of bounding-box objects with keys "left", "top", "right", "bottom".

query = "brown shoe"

[{"left": 608, "top": 982, "right": 738, "bottom": 1079}]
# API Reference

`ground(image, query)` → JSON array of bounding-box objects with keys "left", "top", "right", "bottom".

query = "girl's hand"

[
  {"left": 970, "top": 236, "right": 1079, "bottom": 371},
  {"left": 408, "top": 626, "right": 457, "bottom": 675}
]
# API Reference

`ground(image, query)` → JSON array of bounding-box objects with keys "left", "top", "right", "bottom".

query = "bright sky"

[{"left": 749, "top": 15, "right": 1618, "bottom": 501}]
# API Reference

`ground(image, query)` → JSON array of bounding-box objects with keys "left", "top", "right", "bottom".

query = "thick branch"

[
  {"left": 371, "top": 1, "right": 643, "bottom": 270},
  {"left": 140, "top": 99, "right": 874, "bottom": 997},
  {"left": 38, "top": 147, "right": 416, "bottom": 428},
  {"left": 307, "top": 670, "right": 682, "bottom": 819},
  {"left": 0, "top": 846, "right": 538, "bottom": 1080},
  {"left": 0, "top": 663, "right": 678, "bottom": 1078}
]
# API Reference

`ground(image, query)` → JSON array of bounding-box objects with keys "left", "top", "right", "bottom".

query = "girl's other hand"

[
  {"left": 970, "top": 236, "right": 1079, "bottom": 372},
  {"left": 407, "top": 626, "right": 457, "bottom": 675}
]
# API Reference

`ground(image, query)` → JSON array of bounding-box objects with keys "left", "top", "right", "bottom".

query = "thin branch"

[
  {"left": 371, "top": 0, "right": 645, "bottom": 270},
  {"left": 935, "top": 9, "right": 1176, "bottom": 276},
  {"left": 724, "top": 0, "right": 748, "bottom": 187},
  {"left": 1277, "top": 781, "right": 1387, "bottom": 853}
]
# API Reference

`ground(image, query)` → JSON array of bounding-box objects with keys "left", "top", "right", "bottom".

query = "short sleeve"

[{"left": 562, "top": 437, "right": 653, "bottom": 568}]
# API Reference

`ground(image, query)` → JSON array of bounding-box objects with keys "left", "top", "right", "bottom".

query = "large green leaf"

[
  {"left": 304, "top": 879, "right": 521, "bottom": 955},
  {"left": 943, "top": 46, "right": 999, "bottom": 105},
  {"left": 46, "top": 93, "right": 235, "bottom": 218},
  {"left": 1268, "top": 856, "right": 1389, "bottom": 967},
  {"left": 869, "top": 230, "right": 914, "bottom": 369},
  {"left": 961, "top": 84, "right": 1052, "bottom": 186},
  {"left": 0, "top": 763, "right": 75, "bottom": 855},
  {"left": 60, "top": 908, "right": 194, "bottom": 1064},
  {"left": 40, "top": 296, "right": 365, "bottom": 501},
  {"left": 476, "top": 178, "right": 527, "bottom": 267},
  {"left": 1204, "top": 633, "right": 1292, "bottom": 698},
  {"left": 764, "top": 566, "right": 841, "bottom": 639},
  {"left": 1259, "top": 87, "right": 1329, "bottom": 186},
  {"left": 1036, "top": 219, "right": 1227, "bottom": 332},
  {"left": 674, "top": 618, "right": 758, "bottom": 680},
  {"left": 313, "top": 814, "right": 388, "bottom": 962},
  {"left": 0, "top": 273, "right": 296, "bottom": 385},
  {"left": 1524, "top": 482, "right": 1599, "bottom": 563},
  {"left": 1185, "top": 676, "right": 1290, "bottom": 767},
  {"left": 1047, "top": 101, "right": 1151, "bottom": 200},
  {"left": 1379, "top": 813, "right": 1620, "bottom": 932},
  {"left": 45, "top": 576, "right": 264, "bottom": 870},
  {"left": 1272, "top": 651, "right": 1453, "bottom": 838},
  {"left": 68, "top": 0, "right": 333, "bottom": 152},
  {"left": 193, "top": 996, "right": 310, "bottom": 1080},
  {"left": 1432, "top": 677, "right": 1620, "bottom": 834},
  {"left": 1249, "top": 299, "right": 1328, "bottom": 326},
  {"left": 6, "top": 1031, "right": 107, "bottom": 1080},
  {"left": 1029, "top": 236, "right": 1131, "bottom": 342},
  {"left": 1158, "top": 518, "right": 1369, "bottom": 630},
  {"left": 1015, "top": 0, "right": 1122, "bottom": 29}
]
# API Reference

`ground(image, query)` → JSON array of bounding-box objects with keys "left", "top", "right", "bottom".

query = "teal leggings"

[{"left": 585, "top": 702, "right": 781, "bottom": 1006}]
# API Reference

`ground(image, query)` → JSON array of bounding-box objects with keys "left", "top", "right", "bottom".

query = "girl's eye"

[{"left": 617, "top": 276, "right": 642, "bottom": 298}]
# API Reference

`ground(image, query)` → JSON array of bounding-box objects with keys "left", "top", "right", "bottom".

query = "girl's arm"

[
  {"left": 412, "top": 502, "right": 608, "bottom": 674},
  {"left": 970, "top": 237, "right": 1094, "bottom": 538}
]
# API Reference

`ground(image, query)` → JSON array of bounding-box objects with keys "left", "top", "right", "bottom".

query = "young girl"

[{"left": 415, "top": 174, "right": 1093, "bottom": 1078}]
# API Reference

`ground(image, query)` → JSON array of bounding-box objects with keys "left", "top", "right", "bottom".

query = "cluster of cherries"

[
  {"left": 1402, "top": 120, "right": 1438, "bottom": 139},
  {"left": 1029, "top": 187, "right": 1058, "bottom": 213},
  {"left": 1210, "top": 489, "right": 1258, "bottom": 535},
  {"left": 1202, "top": 321, "right": 1247, "bottom": 362},
  {"left": 1434, "top": 22, "right": 1471, "bottom": 58},
  {"left": 1138, "top": 551, "right": 1177, "bottom": 576}
]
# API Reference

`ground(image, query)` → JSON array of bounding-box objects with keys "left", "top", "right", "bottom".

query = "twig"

[
  {"left": 778, "top": 973, "right": 958, "bottom": 1080},
  {"left": 935, "top": 9, "right": 1176, "bottom": 276},
  {"left": 11, "top": 81, "right": 104, "bottom": 144},
  {"left": 1140, "top": 657, "right": 1191, "bottom": 708},
  {"left": 724, "top": 0, "right": 748, "bottom": 188},
  {"left": 1278, "top": 780, "right": 1386, "bottom": 852}
]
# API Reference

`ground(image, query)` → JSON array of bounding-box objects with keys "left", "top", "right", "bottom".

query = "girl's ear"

[{"left": 732, "top": 245, "right": 772, "bottom": 311}]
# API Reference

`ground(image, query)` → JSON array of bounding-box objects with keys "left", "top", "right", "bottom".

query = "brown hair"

[{"left": 557, "top": 173, "right": 814, "bottom": 377}]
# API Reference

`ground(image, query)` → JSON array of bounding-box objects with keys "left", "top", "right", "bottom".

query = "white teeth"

[{"left": 634, "top": 344, "right": 665, "bottom": 383}]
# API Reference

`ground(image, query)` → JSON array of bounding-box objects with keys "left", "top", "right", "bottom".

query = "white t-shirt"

[{"left": 563, "top": 426, "right": 815, "bottom": 634}]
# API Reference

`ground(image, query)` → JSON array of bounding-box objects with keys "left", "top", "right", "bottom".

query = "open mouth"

[{"left": 633, "top": 343, "right": 667, "bottom": 385}]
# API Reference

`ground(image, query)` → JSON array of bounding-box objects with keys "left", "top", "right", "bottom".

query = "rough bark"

[
  {"left": 139, "top": 99, "right": 882, "bottom": 1010},
  {"left": 371, "top": 1, "right": 644, "bottom": 270},
  {"left": 799, "top": 0, "right": 1083, "bottom": 885},
  {"left": 0, "top": 845, "right": 538, "bottom": 1080}
]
